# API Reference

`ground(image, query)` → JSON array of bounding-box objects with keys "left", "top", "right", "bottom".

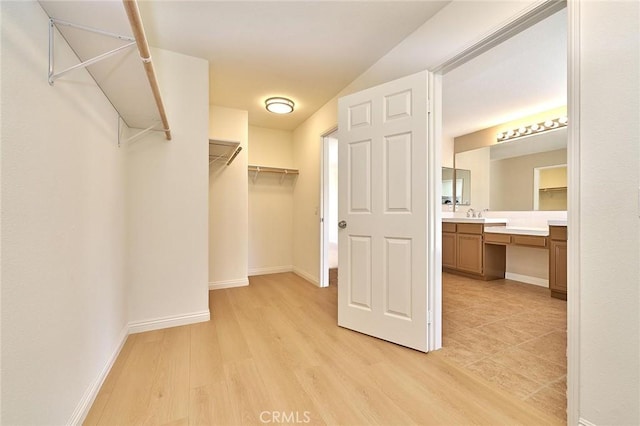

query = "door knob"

[{"left": 338, "top": 220, "right": 347, "bottom": 229}]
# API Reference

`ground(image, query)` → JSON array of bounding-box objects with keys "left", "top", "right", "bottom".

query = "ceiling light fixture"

[
  {"left": 496, "top": 116, "right": 568, "bottom": 143},
  {"left": 265, "top": 97, "right": 294, "bottom": 114}
]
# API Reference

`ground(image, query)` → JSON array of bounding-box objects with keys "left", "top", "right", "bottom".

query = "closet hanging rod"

[
  {"left": 122, "top": 0, "right": 172, "bottom": 141},
  {"left": 248, "top": 165, "right": 300, "bottom": 174}
]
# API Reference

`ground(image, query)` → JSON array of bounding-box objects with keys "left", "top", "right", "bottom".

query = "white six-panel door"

[{"left": 337, "top": 71, "right": 430, "bottom": 352}]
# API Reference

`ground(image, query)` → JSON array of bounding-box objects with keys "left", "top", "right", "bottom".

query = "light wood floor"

[{"left": 85, "top": 273, "right": 563, "bottom": 425}]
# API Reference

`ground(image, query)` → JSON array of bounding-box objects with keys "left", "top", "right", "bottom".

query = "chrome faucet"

[
  {"left": 466, "top": 208, "right": 475, "bottom": 218},
  {"left": 477, "top": 208, "right": 489, "bottom": 218}
]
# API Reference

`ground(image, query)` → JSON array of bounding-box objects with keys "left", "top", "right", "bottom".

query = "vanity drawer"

[
  {"left": 443, "top": 222, "right": 457, "bottom": 233},
  {"left": 512, "top": 235, "right": 547, "bottom": 248},
  {"left": 484, "top": 233, "right": 511, "bottom": 244},
  {"left": 457, "top": 223, "right": 483, "bottom": 235},
  {"left": 549, "top": 226, "right": 567, "bottom": 240}
]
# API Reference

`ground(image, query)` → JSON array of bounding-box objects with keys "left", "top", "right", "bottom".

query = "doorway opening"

[
  {"left": 320, "top": 129, "right": 338, "bottom": 288},
  {"left": 534, "top": 164, "right": 568, "bottom": 211},
  {"left": 437, "top": 2, "right": 569, "bottom": 421}
]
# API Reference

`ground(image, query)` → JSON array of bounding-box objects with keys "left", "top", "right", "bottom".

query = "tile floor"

[{"left": 441, "top": 272, "right": 567, "bottom": 422}]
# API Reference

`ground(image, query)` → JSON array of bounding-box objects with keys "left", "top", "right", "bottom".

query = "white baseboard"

[
  {"left": 293, "top": 267, "right": 320, "bottom": 287},
  {"left": 208, "top": 277, "right": 249, "bottom": 290},
  {"left": 69, "top": 324, "right": 129, "bottom": 425},
  {"left": 128, "top": 310, "right": 210, "bottom": 334},
  {"left": 579, "top": 418, "right": 597, "bottom": 426},
  {"left": 505, "top": 272, "right": 549, "bottom": 287},
  {"left": 248, "top": 265, "right": 293, "bottom": 276}
]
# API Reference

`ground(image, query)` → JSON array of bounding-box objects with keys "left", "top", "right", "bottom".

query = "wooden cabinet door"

[
  {"left": 456, "top": 234, "right": 483, "bottom": 274},
  {"left": 550, "top": 239, "right": 567, "bottom": 294},
  {"left": 442, "top": 232, "right": 456, "bottom": 269}
]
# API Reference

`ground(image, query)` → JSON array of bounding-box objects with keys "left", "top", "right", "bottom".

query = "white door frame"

[
  {"left": 430, "top": 1, "right": 579, "bottom": 424},
  {"left": 319, "top": 127, "right": 338, "bottom": 288}
]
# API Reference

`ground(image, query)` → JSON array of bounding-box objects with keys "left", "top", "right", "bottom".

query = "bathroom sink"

[{"left": 442, "top": 217, "right": 508, "bottom": 224}]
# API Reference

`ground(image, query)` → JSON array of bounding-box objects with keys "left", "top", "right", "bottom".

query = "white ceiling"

[
  {"left": 443, "top": 7, "right": 567, "bottom": 141},
  {"left": 137, "top": 1, "right": 450, "bottom": 130}
]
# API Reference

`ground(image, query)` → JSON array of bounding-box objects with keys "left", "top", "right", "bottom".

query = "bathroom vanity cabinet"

[
  {"left": 443, "top": 219, "right": 569, "bottom": 299},
  {"left": 549, "top": 225, "right": 568, "bottom": 300},
  {"left": 442, "top": 220, "right": 507, "bottom": 280}
]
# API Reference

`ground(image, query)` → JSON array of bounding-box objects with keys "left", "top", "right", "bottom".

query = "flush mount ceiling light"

[
  {"left": 265, "top": 97, "right": 294, "bottom": 114},
  {"left": 496, "top": 116, "right": 568, "bottom": 143}
]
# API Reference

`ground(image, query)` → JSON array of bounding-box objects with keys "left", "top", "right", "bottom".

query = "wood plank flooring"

[{"left": 85, "top": 272, "right": 563, "bottom": 425}]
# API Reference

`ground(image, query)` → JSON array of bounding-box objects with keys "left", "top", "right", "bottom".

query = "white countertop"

[
  {"left": 442, "top": 218, "right": 508, "bottom": 224},
  {"left": 548, "top": 219, "right": 568, "bottom": 227},
  {"left": 484, "top": 226, "right": 549, "bottom": 236}
]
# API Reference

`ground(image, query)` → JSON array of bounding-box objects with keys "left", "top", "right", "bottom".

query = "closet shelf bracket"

[
  {"left": 43, "top": 0, "right": 172, "bottom": 141},
  {"left": 48, "top": 18, "right": 136, "bottom": 85},
  {"left": 209, "top": 139, "right": 241, "bottom": 166},
  {"left": 117, "top": 117, "right": 166, "bottom": 147}
]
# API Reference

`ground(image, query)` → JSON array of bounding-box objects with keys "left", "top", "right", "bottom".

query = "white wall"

[
  {"left": 248, "top": 126, "right": 294, "bottom": 275},
  {"left": 578, "top": 1, "right": 639, "bottom": 424},
  {"left": 292, "top": 106, "right": 337, "bottom": 284},
  {"left": 1, "top": 2, "right": 127, "bottom": 423},
  {"left": 209, "top": 106, "right": 249, "bottom": 288},
  {"left": 126, "top": 48, "right": 210, "bottom": 330},
  {"left": 1, "top": 3, "right": 210, "bottom": 422}
]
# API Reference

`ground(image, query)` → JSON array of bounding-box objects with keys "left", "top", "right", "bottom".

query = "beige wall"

[
  {"left": 248, "top": 126, "right": 294, "bottom": 275},
  {"left": 490, "top": 149, "right": 567, "bottom": 211},
  {"left": 578, "top": 1, "right": 639, "bottom": 424},
  {"left": 539, "top": 166, "right": 567, "bottom": 189},
  {"left": 209, "top": 106, "right": 249, "bottom": 288}
]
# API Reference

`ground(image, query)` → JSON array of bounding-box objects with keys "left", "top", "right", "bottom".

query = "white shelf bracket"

[
  {"left": 118, "top": 116, "right": 165, "bottom": 147},
  {"left": 252, "top": 167, "right": 261, "bottom": 183},
  {"left": 125, "top": 123, "right": 163, "bottom": 145},
  {"left": 280, "top": 169, "right": 289, "bottom": 184},
  {"left": 48, "top": 18, "right": 136, "bottom": 85}
]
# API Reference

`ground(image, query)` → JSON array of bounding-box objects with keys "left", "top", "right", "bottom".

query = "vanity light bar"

[{"left": 496, "top": 116, "right": 568, "bottom": 143}]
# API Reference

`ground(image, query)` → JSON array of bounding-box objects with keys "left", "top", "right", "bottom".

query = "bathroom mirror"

[
  {"left": 442, "top": 167, "right": 454, "bottom": 205},
  {"left": 442, "top": 167, "right": 471, "bottom": 205},
  {"left": 454, "top": 168, "right": 471, "bottom": 206},
  {"left": 454, "top": 127, "right": 567, "bottom": 211}
]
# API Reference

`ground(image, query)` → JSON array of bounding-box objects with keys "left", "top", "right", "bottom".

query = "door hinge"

[
  {"left": 427, "top": 99, "right": 431, "bottom": 114},
  {"left": 427, "top": 310, "right": 433, "bottom": 325}
]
